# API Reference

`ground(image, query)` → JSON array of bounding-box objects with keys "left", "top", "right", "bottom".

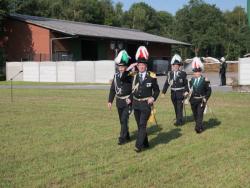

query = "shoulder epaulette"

[
  {"left": 128, "top": 71, "right": 137, "bottom": 77},
  {"left": 149, "top": 71, "right": 156, "bottom": 78}
]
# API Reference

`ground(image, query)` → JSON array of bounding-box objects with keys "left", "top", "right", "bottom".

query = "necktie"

[
  {"left": 139, "top": 73, "right": 143, "bottom": 84},
  {"left": 194, "top": 78, "right": 198, "bottom": 87},
  {"left": 174, "top": 72, "right": 176, "bottom": 81}
]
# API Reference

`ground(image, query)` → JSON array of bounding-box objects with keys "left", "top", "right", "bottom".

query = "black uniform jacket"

[
  {"left": 131, "top": 71, "right": 160, "bottom": 110},
  {"left": 162, "top": 70, "right": 189, "bottom": 94},
  {"left": 189, "top": 76, "right": 212, "bottom": 104},
  {"left": 219, "top": 62, "right": 227, "bottom": 74},
  {"left": 108, "top": 71, "right": 133, "bottom": 108}
]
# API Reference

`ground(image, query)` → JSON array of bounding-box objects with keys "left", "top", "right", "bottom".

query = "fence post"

[
  {"left": 56, "top": 61, "right": 58, "bottom": 82},
  {"left": 38, "top": 61, "right": 40, "bottom": 82},
  {"left": 93, "top": 61, "right": 96, "bottom": 83},
  {"left": 74, "top": 61, "right": 77, "bottom": 83}
]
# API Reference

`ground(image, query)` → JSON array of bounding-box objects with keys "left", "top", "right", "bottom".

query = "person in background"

[{"left": 219, "top": 57, "right": 227, "bottom": 86}]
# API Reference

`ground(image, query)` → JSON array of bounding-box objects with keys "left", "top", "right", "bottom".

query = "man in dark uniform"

[
  {"left": 127, "top": 46, "right": 160, "bottom": 152},
  {"left": 108, "top": 50, "right": 133, "bottom": 145},
  {"left": 219, "top": 57, "right": 227, "bottom": 86},
  {"left": 189, "top": 57, "right": 212, "bottom": 133},
  {"left": 162, "top": 54, "right": 189, "bottom": 126}
]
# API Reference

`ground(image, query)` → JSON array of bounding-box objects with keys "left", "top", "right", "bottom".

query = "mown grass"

[{"left": 0, "top": 89, "right": 249, "bottom": 188}]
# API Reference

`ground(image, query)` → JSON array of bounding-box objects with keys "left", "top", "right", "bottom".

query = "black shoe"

[
  {"left": 134, "top": 147, "right": 142, "bottom": 153},
  {"left": 118, "top": 141, "right": 125, "bottom": 145},
  {"left": 126, "top": 134, "right": 131, "bottom": 141},
  {"left": 143, "top": 144, "right": 149, "bottom": 149},
  {"left": 195, "top": 128, "right": 203, "bottom": 134},
  {"left": 118, "top": 139, "right": 126, "bottom": 145}
]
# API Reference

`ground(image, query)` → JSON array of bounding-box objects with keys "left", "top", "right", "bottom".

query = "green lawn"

[{"left": 0, "top": 89, "right": 250, "bottom": 188}]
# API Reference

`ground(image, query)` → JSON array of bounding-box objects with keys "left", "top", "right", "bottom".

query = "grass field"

[{"left": 0, "top": 89, "right": 250, "bottom": 188}]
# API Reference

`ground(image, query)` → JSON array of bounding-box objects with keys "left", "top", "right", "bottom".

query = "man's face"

[
  {"left": 118, "top": 65, "right": 127, "bottom": 73},
  {"left": 137, "top": 63, "right": 147, "bottom": 73},
  {"left": 172, "top": 64, "right": 180, "bottom": 71},
  {"left": 193, "top": 71, "right": 202, "bottom": 78}
]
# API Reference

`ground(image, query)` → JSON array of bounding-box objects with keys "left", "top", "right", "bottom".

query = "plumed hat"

[
  {"left": 192, "top": 57, "right": 204, "bottom": 72},
  {"left": 220, "top": 57, "right": 226, "bottom": 63},
  {"left": 135, "top": 46, "right": 149, "bottom": 64},
  {"left": 171, "top": 54, "right": 182, "bottom": 65},
  {"left": 114, "top": 50, "right": 130, "bottom": 66}
]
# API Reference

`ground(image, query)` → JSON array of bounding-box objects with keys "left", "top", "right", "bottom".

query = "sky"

[{"left": 112, "top": 0, "right": 247, "bottom": 15}]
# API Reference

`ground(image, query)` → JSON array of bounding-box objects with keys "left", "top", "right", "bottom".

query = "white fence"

[
  {"left": 238, "top": 58, "right": 250, "bottom": 85},
  {"left": 6, "top": 61, "right": 115, "bottom": 83}
]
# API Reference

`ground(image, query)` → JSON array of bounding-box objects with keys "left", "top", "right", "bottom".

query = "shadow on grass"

[
  {"left": 149, "top": 128, "right": 182, "bottom": 149},
  {"left": 204, "top": 118, "right": 221, "bottom": 130},
  {"left": 130, "top": 124, "right": 163, "bottom": 141},
  {"left": 184, "top": 115, "right": 194, "bottom": 123}
]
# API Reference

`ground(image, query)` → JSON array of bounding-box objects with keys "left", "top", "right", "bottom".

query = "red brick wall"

[{"left": 4, "top": 19, "right": 50, "bottom": 61}]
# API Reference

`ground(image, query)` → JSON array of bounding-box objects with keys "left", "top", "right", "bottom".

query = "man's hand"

[
  {"left": 126, "top": 98, "right": 131, "bottom": 105},
  {"left": 108, "top": 102, "right": 112, "bottom": 110},
  {"left": 147, "top": 97, "right": 155, "bottom": 104},
  {"left": 203, "top": 98, "right": 207, "bottom": 103},
  {"left": 127, "top": 62, "right": 138, "bottom": 71},
  {"left": 184, "top": 92, "right": 189, "bottom": 98}
]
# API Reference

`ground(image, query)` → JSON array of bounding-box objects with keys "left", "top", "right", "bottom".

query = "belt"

[
  {"left": 193, "top": 96, "right": 205, "bottom": 99},
  {"left": 116, "top": 95, "right": 130, "bottom": 100},
  {"left": 171, "top": 87, "right": 185, "bottom": 91},
  {"left": 133, "top": 96, "right": 149, "bottom": 101}
]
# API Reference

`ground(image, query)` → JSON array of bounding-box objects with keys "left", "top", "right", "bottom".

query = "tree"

[
  {"left": 223, "top": 7, "right": 250, "bottom": 60},
  {"left": 123, "top": 2, "right": 157, "bottom": 32},
  {"left": 154, "top": 11, "right": 174, "bottom": 37},
  {"left": 174, "top": 0, "right": 226, "bottom": 58}
]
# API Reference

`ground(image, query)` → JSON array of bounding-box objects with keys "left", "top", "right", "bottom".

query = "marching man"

[
  {"left": 162, "top": 54, "right": 189, "bottom": 126},
  {"left": 108, "top": 50, "right": 133, "bottom": 145},
  {"left": 127, "top": 46, "right": 160, "bottom": 152},
  {"left": 188, "top": 57, "right": 212, "bottom": 133}
]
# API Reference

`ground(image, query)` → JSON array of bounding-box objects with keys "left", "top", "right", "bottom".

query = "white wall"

[
  {"left": 76, "top": 61, "right": 95, "bottom": 83},
  {"left": 6, "top": 61, "right": 115, "bottom": 83},
  {"left": 6, "top": 62, "right": 23, "bottom": 81},
  {"left": 238, "top": 58, "right": 250, "bottom": 85},
  {"left": 57, "top": 61, "right": 76, "bottom": 82},
  {"left": 23, "top": 62, "right": 39, "bottom": 82},
  {"left": 95, "top": 60, "right": 115, "bottom": 83},
  {"left": 40, "top": 62, "right": 57, "bottom": 82}
]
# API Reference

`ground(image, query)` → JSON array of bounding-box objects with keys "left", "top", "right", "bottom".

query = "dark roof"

[{"left": 9, "top": 13, "right": 191, "bottom": 46}]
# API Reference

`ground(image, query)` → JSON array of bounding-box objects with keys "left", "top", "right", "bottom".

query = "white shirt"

[
  {"left": 173, "top": 71, "right": 178, "bottom": 80},
  {"left": 139, "top": 71, "right": 147, "bottom": 81},
  {"left": 194, "top": 76, "right": 201, "bottom": 86}
]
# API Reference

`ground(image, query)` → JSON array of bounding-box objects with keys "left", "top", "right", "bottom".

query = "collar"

[{"left": 139, "top": 71, "right": 147, "bottom": 80}]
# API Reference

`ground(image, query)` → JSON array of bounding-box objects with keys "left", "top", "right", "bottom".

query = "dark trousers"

[
  {"left": 191, "top": 102, "right": 206, "bottom": 131},
  {"left": 171, "top": 92, "right": 184, "bottom": 124},
  {"left": 134, "top": 108, "right": 151, "bottom": 149},
  {"left": 171, "top": 98, "right": 184, "bottom": 124},
  {"left": 117, "top": 106, "right": 130, "bottom": 142},
  {"left": 221, "top": 73, "right": 226, "bottom": 85}
]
